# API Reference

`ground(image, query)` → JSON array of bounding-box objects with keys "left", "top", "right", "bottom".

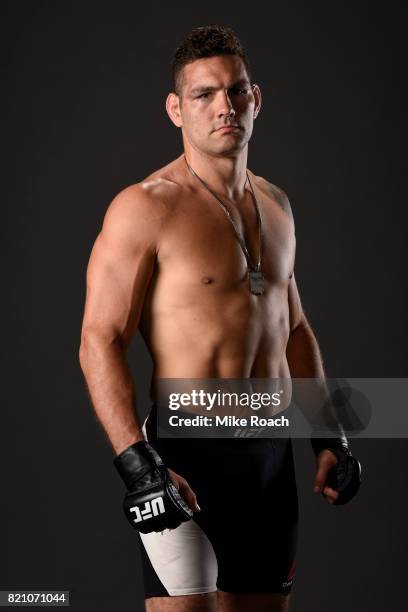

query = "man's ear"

[
  {"left": 251, "top": 84, "right": 262, "bottom": 119},
  {"left": 166, "top": 92, "right": 183, "bottom": 127}
]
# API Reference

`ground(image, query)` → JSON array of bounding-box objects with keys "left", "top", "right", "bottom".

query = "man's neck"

[{"left": 183, "top": 147, "right": 249, "bottom": 203}]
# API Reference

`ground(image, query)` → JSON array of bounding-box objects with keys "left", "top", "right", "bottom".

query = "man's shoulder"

[
  {"left": 252, "top": 174, "right": 293, "bottom": 220},
  {"left": 114, "top": 160, "right": 186, "bottom": 216},
  {"left": 107, "top": 158, "right": 185, "bottom": 224}
]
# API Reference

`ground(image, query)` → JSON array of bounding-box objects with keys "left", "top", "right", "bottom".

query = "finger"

[
  {"left": 313, "top": 451, "right": 338, "bottom": 494},
  {"left": 167, "top": 470, "right": 180, "bottom": 490},
  {"left": 323, "top": 486, "right": 339, "bottom": 504},
  {"left": 178, "top": 479, "right": 201, "bottom": 512},
  {"left": 313, "top": 464, "right": 330, "bottom": 493}
]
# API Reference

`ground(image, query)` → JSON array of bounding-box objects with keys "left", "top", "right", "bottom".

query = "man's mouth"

[{"left": 214, "top": 125, "right": 242, "bottom": 132}]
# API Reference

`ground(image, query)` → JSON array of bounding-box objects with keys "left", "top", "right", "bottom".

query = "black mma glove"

[
  {"left": 311, "top": 436, "right": 362, "bottom": 505},
  {"left": 114, "top": 440, "right": 193, "bottom": 533}
]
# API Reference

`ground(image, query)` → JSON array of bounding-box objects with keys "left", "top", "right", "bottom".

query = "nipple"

[{"left": 201, "top": 276, "right": 213, "bottom": 285}]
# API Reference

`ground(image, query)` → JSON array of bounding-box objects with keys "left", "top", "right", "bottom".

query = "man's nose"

[{"left": 217, "top": 90, "right": 235, "bottom": 117}]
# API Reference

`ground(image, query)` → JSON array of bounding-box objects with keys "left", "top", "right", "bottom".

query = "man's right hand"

[
  {"left": 114, "top": 440, "right": 196, "bottom": 534},
  {"left": 167, "top": 468, "right": 201, "bottom": 514}
]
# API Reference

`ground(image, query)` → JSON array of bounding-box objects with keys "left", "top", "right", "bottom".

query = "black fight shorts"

[{"left": 138, "top": 404, "right": 298, "bottom": 598}]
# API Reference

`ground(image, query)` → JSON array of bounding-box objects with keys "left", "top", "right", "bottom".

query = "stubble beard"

[{"left": 198, "top": 131, "right": 249, "bottom": 159}]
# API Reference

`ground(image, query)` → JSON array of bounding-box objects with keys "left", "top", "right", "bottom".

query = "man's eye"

[
  {"left": 197, "top": 92, "right": 210, "bottom": 99},
  {"left": 231, "top": 88, "right": 248, "bottom": 95}
]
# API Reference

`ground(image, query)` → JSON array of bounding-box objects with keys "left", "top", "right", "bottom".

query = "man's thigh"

[
  {"left": 145, "top": 592, "right": 290, "bottom": 612},
  {"left": 145, "top": 593, "right": 217, "bottom": 612},
  {"left": 217, "top": 591, "right": 291, "bottom": 612}
]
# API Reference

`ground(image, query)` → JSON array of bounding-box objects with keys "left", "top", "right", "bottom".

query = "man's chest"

[{"left": 158, "top": 196, "right": 296, "bottom": 288}]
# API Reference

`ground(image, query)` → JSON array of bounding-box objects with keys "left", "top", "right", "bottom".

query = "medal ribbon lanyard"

[{"left": 185, "top": 157, "right": 265, "bottom": 295}]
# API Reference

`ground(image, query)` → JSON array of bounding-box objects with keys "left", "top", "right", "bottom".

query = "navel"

[{"left": 200, "top": 276, "right": 213, "bottom": 285}]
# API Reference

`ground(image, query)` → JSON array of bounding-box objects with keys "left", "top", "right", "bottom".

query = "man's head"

[
  {"left": 172, "top": 24, "right": 252, "bottom": 97},
  {"left": 166, "top": 25, "right": 261, "bottom": 158}
]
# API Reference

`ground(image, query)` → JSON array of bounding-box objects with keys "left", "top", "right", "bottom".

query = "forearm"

[
  {"left": 286, "top": 317, "right": 335, "bottom": 425},
  {"left": 79, "top": 332, "right": 144, "bottom": 454},
  {"left": 286, "top": 316, "right": 325, "bottom": 378}
]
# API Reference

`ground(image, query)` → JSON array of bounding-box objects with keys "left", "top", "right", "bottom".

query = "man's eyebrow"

[
  {"left": 189, "top": 85, "right": 218, "bottom": 96},
  {"left": 189, "top": 80, "right": 251, "bottom": 96}
]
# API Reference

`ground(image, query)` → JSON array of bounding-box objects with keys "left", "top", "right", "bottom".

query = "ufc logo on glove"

[
  {"left": 130, "top": 496, "right": 166, "bottom": 523},
  {"left": 114, "top": 440, "right": 193, "bottom": 533}
]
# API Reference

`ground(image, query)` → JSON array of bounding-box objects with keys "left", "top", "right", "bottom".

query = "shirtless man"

[{"left": 79, "top": 25, "right": 361, "bottom": 612}]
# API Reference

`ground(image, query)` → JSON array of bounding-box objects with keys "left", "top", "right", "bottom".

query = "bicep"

[
  {"left": 81, "top": 189, "right": 158, "bottom": 347},
  {"left": 258, "top": 175, "right": 301, "bottom": 329},
  {"left": 288, "top": 273, "right": 303, "bottom": 331}
]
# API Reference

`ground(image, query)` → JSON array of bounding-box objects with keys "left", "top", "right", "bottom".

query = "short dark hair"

[{"left": 172, "top": 24, "right": 251, "bottom": 95}]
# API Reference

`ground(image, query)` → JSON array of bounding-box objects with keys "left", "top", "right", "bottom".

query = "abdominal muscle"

[{"left": 140, "top": 283, "right": 292, "bottom": 407}]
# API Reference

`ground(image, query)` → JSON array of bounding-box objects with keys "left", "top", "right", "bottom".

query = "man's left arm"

[
  {"left": 264, "top": 181, "right": 361, "bottom": 504},
  {"left": 285, "top": 270, "right": 361, "bottom": 505},
  {"left": 285, "top": 276, "right": 339, "bottom": 502},
  {"left": 286, "top": 280, "right": 325, "bottom": 379}
]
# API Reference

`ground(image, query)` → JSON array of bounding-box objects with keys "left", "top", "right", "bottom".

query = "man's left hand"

[{"left": 313, "top": 449, "right": 340, "bottom": 504}]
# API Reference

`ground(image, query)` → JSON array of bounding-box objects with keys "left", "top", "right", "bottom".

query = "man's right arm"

[{"left": 79, "top": 185, "right": 162, "bottom": 455}]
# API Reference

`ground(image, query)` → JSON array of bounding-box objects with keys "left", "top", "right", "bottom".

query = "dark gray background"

[{"left": 3, "top": 1, "right": 407, "bottom": 610}]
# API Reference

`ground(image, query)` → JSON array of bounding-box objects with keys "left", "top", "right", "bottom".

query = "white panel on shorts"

[
  {"left": 140, "top": 519, "right": 218, "bottom": 595},
  {"left": 141, "top": 415, "right": 218, "bottom": 596}
]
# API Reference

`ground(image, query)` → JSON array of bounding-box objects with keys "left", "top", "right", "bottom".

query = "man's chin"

[{"left": 205, "top": 139, "right": 247, "bottom": 158}]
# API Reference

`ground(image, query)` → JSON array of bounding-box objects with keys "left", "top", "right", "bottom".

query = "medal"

[
  {"left": 249, "top": 269, "right": 264, "bottom": 295},
  {"left": 185, "top": 157, "right": 265, "bottom": 296}
]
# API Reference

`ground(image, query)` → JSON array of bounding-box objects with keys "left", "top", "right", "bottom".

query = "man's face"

[{"left": 168, "top": 55, "right": 261, "bottom": 158}]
